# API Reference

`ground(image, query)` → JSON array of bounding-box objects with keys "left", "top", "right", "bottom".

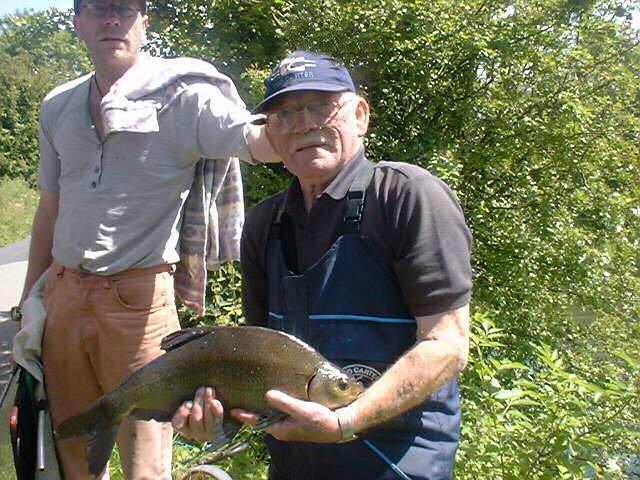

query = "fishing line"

[{"left": 362, "top": 439, "right": 413, "bottom": 480}]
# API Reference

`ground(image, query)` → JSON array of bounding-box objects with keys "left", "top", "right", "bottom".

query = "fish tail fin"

[
  {"left": 87, "top": 419, "right": 119, "bottom": 477},
  {"left": 55, "top": 399, "right": 114, "bottom": 439},
  {"left": 55, "top": 399, "right": 121, "bottom": 476}
]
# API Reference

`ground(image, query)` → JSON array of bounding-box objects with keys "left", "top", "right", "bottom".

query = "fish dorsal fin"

[{"left": 161, "top": 327, "right": 214, "bottom": 352}]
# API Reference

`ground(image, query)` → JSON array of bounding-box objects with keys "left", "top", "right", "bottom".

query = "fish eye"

[{"left": 338, "top": 380, "right": 349, "bottom": 391}]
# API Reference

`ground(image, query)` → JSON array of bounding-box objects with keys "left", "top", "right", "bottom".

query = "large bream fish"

[{"left": 56, "top": 326, "right": 362, "bottom": 475}]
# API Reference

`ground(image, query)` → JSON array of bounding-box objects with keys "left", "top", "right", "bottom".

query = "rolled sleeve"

[
  {"left": 37, "top": 106, "right": 60, "bottom": 192},
  {"left": 194, "top": 83, "right": 253, "bottom": 163}
]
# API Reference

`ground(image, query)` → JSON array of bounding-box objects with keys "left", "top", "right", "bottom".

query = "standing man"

[
  {"left": 17, "top": 1, "right": 278, "bottom": 479},
  {"left": 174, "top": 51, "right": 472, "bottom": 480}
]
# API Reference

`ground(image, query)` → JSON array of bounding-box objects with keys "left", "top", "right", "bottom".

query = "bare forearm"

[
  {"left": 245, "top": 124, "right": 281, "bottom": 163},
  {"left": 21, "top": 236, "right": 53, "bottom": 304},
  {"left": 338, "top": 339, "right": 460, "bottom": 432},
  {"left": 223, "top": 306, "right": 470, "bottom": 444},
  {"left": 19, "top": 192, "right": 58, "bottom": 304},
  {"left": 337, "top": 305, "right": 470, "bottom": 434}
]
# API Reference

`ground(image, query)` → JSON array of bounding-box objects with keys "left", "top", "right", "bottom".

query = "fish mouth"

[
  {"left": 307, "top": 363, "right": 362, "bottom": 409},
  {"left": 305, "top": 371, "right": 317, "bottom": 401}
]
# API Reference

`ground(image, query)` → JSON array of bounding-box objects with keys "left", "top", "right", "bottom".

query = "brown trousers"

[{"left": 42, "top": 261, "right": 180, "bottom": 480}]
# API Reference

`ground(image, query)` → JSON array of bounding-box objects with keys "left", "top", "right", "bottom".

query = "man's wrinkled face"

[
  {"left": 74, "top": 1, "right": 148, "bottom": 67},
  {"left": 265, "top": 90, "right": 370, "bottom": 187}
]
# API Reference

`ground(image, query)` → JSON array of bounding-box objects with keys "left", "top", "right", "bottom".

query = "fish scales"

[
  {"left": 55, "top": 326, "right": 362, "bottom": 476},
  {"left": 106, "top": 328, "right": 318, "bottom": 415}
]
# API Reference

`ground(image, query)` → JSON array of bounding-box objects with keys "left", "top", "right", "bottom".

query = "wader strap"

[
  {"left": 269, "top": 198, "right": 299, "bottom": 273},
  {"left": 268, "top": 198, "right": 287, "bottom": 241},
  {"left": 341, "top": 161, "right": 376, "bottom": 235},
  {"left": 269, "top": 160, "right": 376, "bottom": 272}
]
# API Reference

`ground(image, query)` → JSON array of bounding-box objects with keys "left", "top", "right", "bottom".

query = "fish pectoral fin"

[
  {"left": 209, "top": 420, "right": 237, "bottom": 450},
  {"left": 204, "top": 418, "right": 248, "bottom": 451},
  {"left": 130, "top": 408, "right": 173, "bottom": 422},
  {"left": 252, "top": 411, "right": 288, "bottom": 432},
  {"left": 87, "top": 419, "right": 118, "bottom": 477},
  {"left": 161, "top": 328, "right": 214, "bottom": 352}
]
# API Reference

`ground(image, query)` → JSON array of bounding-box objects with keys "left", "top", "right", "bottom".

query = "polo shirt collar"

[
  {"left": 323, "top": 148, "right": 367, "bottom": 200},
  {"left": 283, "top": 148, "right": 368, "bottom": 214},
  {"left": 285, "top": 148, "right": 367, "bottom": 207}
]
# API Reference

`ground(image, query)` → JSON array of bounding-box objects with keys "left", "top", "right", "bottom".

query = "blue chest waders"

[{"left": 264, "top": 161, "right": 461, "bottom": 480}]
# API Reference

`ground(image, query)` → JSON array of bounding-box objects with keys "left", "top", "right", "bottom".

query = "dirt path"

[
  {"left": 0, "top": 237, "right": 29, "bottom": 387},
  {"left": 0, "top": 238, "right": 29, "bottom": 479}
]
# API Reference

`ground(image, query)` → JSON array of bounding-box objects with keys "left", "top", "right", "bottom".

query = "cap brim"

[{"left": 252, "top": 82, "right": 352, "bottom": 114}]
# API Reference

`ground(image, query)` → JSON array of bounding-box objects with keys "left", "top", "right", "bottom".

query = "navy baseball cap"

[{"left": 253, "top": 51, "right": 356, "bottom": 114}]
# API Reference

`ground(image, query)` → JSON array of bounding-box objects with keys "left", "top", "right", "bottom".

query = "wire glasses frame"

[
  {"left": 266, "top": 97, "right": 354, "bottom": 134},
  {"left": 79, "top": 2, "right": 142, "bottom": 18}
]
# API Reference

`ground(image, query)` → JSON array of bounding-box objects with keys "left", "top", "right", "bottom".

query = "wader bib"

[{"left": 264, "top": 162, "right": 461, "bottom": 480}]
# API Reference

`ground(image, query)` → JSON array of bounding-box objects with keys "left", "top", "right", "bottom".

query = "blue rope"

[{"left": 362, "top": 439, "right": 413, "bottom": 480}]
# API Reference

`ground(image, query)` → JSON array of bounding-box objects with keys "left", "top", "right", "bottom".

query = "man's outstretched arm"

[
  {"left": 246, "top": 123, "right": 281, "bottom": 164},
  {"left": 232, "top": 304, "right": 470, "bottom": 443}
]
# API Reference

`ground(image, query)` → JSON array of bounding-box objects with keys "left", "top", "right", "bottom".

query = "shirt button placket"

[{"left": 91, "top": 144, "right": 103, "bottom": 190}]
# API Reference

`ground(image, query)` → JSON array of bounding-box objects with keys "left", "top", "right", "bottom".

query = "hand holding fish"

[
  {"left": 232, "top": 390, "right": 344, "bottom": 443},
  {"left": 172, "top": 387, "right": 223, "bottom": 442}
]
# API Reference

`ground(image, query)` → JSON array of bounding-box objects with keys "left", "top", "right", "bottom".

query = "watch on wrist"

[{"left": 10, "top": 306, "right": 22, "bottom": 323}]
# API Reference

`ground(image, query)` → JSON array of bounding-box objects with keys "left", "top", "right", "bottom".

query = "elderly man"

[
  {"left": 16, "top": 0, "right": 278, "bottom": 478},
  {"left": 174, "top": 51, "right": 472, "bottom": 480}
]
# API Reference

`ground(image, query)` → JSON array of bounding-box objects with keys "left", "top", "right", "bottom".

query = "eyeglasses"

[
  {"left": 267, "top": 98, "right": 353, "bottom": 134},
  {"left": 80, "top": 2, "right": 141, "bottom": 18}
]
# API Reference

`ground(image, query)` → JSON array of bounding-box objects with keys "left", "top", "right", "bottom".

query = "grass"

[
  {"left": 107, "top": 433, "right": 269, "bottom": 480},
  {"left": 0, "top": 177, "right": 38, "bottom": 248}
]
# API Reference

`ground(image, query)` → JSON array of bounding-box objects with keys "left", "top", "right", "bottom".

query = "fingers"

[
  {"left": 171, "top": 400, "right": 193, "bottom": 430},
  {"left": 186, "top": 386, "right": 207, "bottom": 434},
  {"left": 230, "top": 408, "right": 261, "bottom": 425},
  {"left": 203, "top": 387, "right": 223, "bottom": 434},
  {"left": 261, "top": 390, "right": 342, "bottom": 443},
  {"left": 172, "top": 387, "right": 223, "bottom": 442},
  {"left": 265, "top": 390, "right": 310, "bottom": 418},
  {"left": 190, "top": 387, "right": 223, "bottom": 436}
]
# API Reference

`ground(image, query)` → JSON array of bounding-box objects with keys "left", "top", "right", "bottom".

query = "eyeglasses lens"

[
  {"left": 83, "top": 3, "right": 139, "bottom": 17},
  {"left": 269, "top": 101, "right": 343, "bottom": 133}
]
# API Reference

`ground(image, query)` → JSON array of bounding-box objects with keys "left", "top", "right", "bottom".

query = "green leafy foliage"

[
  {"left": 147, "top": 0, "right": 639, "bottom": 343},
  {"left": 178, "top": 262, "right": 245, "bottom": 328},
  {"left": 0, "top": 10, "right": 91, "bottom": 182},
  {"left": 460, "top": 313, "right": 639, "bottom": 479},
  {"left": 1, "top": 2, "right": 638, "bottom": 478}
]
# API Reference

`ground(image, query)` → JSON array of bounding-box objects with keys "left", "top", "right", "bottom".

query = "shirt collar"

[
  {"left": 283, "top": 148, "right": 368, "bottom": 219},
  {"left": 323, "top": 148, "right": 367, "bottom": 200}
]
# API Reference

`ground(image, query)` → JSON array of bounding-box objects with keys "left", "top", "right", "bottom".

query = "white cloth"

[
  {"left": 13, "top": 273, "right": 46, "bottom": 382},
  {"left": 12, "top": 272, "right": 62, "bottom": 480}
]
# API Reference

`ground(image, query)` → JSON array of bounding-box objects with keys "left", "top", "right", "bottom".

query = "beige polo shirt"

[{"left": 38, "top": 74, "right": 252, "bottom": 274}]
